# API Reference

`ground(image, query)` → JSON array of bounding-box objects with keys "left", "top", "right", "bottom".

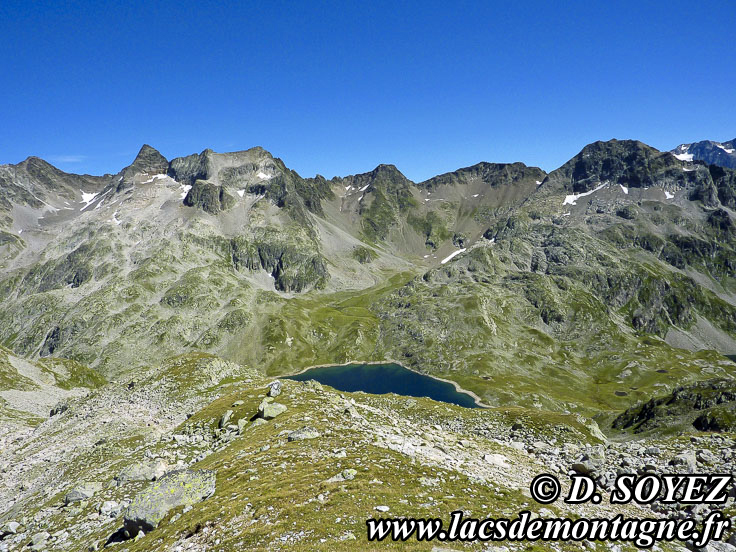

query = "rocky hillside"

[
  {"left": 672, "top": 139, "right": 736, "bottom": 169},
  {"left": 1, "top": 353, "right": 734, "bottom": 552}
]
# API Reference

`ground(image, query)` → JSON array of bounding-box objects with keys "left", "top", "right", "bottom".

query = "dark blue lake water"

[
  {"left": 285, "top": 362, "right": 480, "bottom": 408},
  {"left": 726, "top": 354, "right": 736, "bottom": 363}
]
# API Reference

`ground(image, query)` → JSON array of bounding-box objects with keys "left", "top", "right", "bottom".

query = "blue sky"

[{"left": 1, "top": 0, "right": 734, "bottom": 181}]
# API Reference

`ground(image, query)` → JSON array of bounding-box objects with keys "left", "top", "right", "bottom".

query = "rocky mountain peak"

[
  {"left": 118, "top": 144, "right": 169, "bottom": 185},
  {"left": 541, "top": 138, "right": 685, "bottom": 194}
]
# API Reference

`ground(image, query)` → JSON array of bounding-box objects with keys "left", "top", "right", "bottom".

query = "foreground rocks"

[{"left": 123, "top": 469, "right": 216, "bottom": 537}]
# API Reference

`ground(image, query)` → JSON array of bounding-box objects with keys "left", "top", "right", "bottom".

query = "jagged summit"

[{"left": 117, "top": 144, "right": 169, "bottom": 185}]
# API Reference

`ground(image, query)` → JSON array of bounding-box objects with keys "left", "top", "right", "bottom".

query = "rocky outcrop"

[
  {"left": 612, "top": 379, "right": 736, "bottom": 433},
  {"left": 229, "top": 236, "right": 329, "bottom": 292},
  {"left": 183, "top": 179, "right": 236, "bottom": 214}
]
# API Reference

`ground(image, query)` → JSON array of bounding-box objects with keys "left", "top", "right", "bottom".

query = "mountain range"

[{"left": 2, "top": 137, "right": 736, "bottom": 550}]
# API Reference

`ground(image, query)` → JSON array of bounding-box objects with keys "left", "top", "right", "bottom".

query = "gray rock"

[
  {"left": 1, "top": 522, "right": 19, "bottom": 536},
  {"left": 483, "top": 453, "right": 509, "bottom": 466},
  {"left": 327, "top": 468, "right": 357, "bottom": 482},
  {"left": 219, "top": 410, "right": 233, "bottom": 429},
  {"left": 123, "top": 469, "right": 216, "bottom": 537},
  {"left": 288, "top": 427, "right": 320, "bottom": 441},
  {"left": 257, "top": 399, "right": 287, "bottom": 420},
  {"left": 49, "top": 401, "right": 69, "bottom": 417},
  {"left": 267, "top": 380, "right": 283, "bottom": 397},
  {"left": 64, "top": 482, "right": 102, "bottom": 505},
  {"left": 571, "top": 460, "right": 597, "bottom": 476},
  {"left": 100, "top": 501, "right": 120, "bottom": 517},
  {"left": 696, "top": 449, "right": 716, "bottom": 465},
  {"left": 670, "top": 451, "right": 697, "bottom": 473},
  {"left": 30, "top": 532, "right": 49, "bottom": 545},
  {"left": 116, "top": 459, "right": 168, "bottom": 482}
]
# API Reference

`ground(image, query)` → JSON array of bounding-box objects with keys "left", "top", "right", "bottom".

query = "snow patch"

[
  {"left": 440, "top": 248, "right": 466, "bottom": 265},
  {"left": 79, "top": 191, "right": 100, "bottom": 211},
  {"left": 359, "top": 184, "right": 370, "bottom": 192},
  {"left": 717, "top": 144, "right": 735, "bottom": 154},
  {"left": 620, "top": 185, "right": 628, "bottom": 195},
  {"left": 111, "top": 212, "right": 122, "bottom": 225},
  {"left": 472, "top": 194, "right": 479, "bottom": 198},
  {"left": 236, "top": 189, "right": 245, "bottom": 198},
  {"left": 562, "top": 212, "right": 571, "bottom": 217},
  {"left": 562, "top": 183, "right": 606, "bottom": 206},
  {"left": 674, "top": 153, "right": 693, "bottom": 162},
  {"left": 18, "top": 229, "right": 22, "bottom": 234},
  {"left": 665, "top": 191, "right": 674, "bottom": 200},
  {"left": 179, "top": 184, "right": 192, "bottom": 200},
  {"left": 257, "top": 171, "right": 273, "bottom": 180},
  {"left": 536, "top": 180, "right": 542, "bottom": 186}
]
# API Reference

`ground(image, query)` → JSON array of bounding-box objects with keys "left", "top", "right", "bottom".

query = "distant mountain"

[{"left": 671, "top": 138, "right": 736, "bottom": 169}]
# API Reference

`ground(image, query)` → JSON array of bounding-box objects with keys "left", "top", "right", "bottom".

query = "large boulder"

[
  {"left": 123, "top": 469, "right": 216, "bottom": 536},
  {"left": 257, "top": 398, "right": 287, "bottom": 420},
  {"left": 64, "top": 482, "right": 102, "bottom": 505}
]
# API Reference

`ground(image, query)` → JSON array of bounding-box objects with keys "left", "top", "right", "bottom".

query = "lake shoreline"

[{"left": 281, "top": 359, "right": 491, "bottom": 409}]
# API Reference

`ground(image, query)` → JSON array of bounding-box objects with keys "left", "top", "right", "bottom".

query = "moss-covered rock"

[{"left": 123, "top": 469, "right": 216, "bottom": 536}]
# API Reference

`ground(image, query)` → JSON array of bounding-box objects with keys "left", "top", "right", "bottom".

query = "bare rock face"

[
  {"left": 182, "top": 179, "right": 235, "bottom": 214},
  {"left": 123, "top": 469, "right": 216, "bottom": 537}
]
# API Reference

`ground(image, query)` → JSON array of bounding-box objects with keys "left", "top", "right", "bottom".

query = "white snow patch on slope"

[
  {"left": 257, "top": 171, "right": 273, "bottom": 180},
  {"left": 472, "top": 194, "right": 479, "bottom": 197},
  {"left": 562, "top": 183, "right": 606, "bottom": 206},
  {"left": 717, "top": 144, "right": 735, "bottom": 154},
  {"left": 620, "top": 185, "right": 628, "bottom": 195},
  {"left": 665, "top": 191, "right": 674, "bottom": 199},
  {"left": 236, "top": 190, "right": 245, "bottom": 198},
  {"left": 674, "top": 153, "right": 694, "bottom": 162},
  {"left": 79, "top": 191, "right": 100, "bottom": 211},
  {"left": 179, "top": 184, "right": 192, "bottom": 200},
  {"left": 359, "top": 184, "right": 370, "bottom": 192},
  {"left": 440, "top": 248, "right": 466, "bottom": 265}
]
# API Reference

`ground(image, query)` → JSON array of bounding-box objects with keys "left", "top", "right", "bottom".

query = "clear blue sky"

[{"left": 1, "top": 0, "right": 734, "bottom": 181}]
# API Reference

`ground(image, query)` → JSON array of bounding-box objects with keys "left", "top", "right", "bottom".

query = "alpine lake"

[{"left": 285, "top": 362, "right": 482, "bottom": 409}]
